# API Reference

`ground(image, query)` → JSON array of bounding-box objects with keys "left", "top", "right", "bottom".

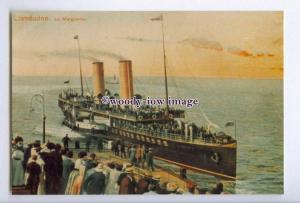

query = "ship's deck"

[
  {"left": 59, "top": 98, "right": 237, "bottom": 149},
  {"left": 114, "top": 126, "right": 237, "bottom": 149}
]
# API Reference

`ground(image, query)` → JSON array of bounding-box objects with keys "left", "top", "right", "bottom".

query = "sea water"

[{"left": 11, "top": 76, "right": 283, "bottom": 194}]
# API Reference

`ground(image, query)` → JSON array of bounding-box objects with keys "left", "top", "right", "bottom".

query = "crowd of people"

[
  {"left": 11, "top": 136, "right": 225, "bottom": 195},
  {"left": 111, "top": 141, "right": 154, "bottom": 171}
]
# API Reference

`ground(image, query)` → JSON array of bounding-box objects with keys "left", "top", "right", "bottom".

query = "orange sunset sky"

[{"left": 12, "top": 11, "right": 283, "bottom": 79}]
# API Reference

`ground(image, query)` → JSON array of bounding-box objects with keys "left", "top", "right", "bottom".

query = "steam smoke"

[
  {"left": 35, "top": 49, "right": 126, "bottom": 62},
  {"left": 180, "top": 38, "right": 223, "bottom": 51},
  {"left": 227, "top": 47, "right": 275, "bottom": 58}
]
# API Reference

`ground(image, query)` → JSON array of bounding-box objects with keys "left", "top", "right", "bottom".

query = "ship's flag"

[
  {"left": 64, "top": 80, "right": 70, "bottom": 84},
  {"left": 151, "top": 15, "right": 163, "bottom": 21},
  {"left": 225, "top": 121, "right": 235, "bottom": 127},
  {"left": 74, "top": 35, "right": 79, "bottom": 39}
]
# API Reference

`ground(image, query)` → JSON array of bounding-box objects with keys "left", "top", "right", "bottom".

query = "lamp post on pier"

[{"left": 30, "top": 94, "right": 46, "bottom": 143}]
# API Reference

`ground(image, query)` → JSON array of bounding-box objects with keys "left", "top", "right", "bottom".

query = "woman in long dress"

[
  {"left": 12, "top": 149, "right": 25, "bottom": 186},
  {"left": 105, "top": 164, "right": 122, "bottom": 194},
  {"left": 65, "top": 151, "right": 87, "bottom": 194},
  {"left": 70, "top": 163, "right": 86, "bottom": 194},
  {"left": 11, "top": 137, "right": 25, "bottom": 186}
]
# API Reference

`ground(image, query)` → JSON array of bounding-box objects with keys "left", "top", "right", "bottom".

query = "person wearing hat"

[
  {"left": 166, "top": 182, "right": 178, "bottom": 194},
  {"left": 82, "top": 163, "right": 106, "bottom": 194},
  {"left": 119, "top": 167, "right": 137, "bottom": 194},
  {"left": 12, "top": 136, "right": 25, "bottom": 186}
]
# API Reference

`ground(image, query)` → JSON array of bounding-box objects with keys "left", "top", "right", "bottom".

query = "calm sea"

[{"left": 11, "top": 76, "right": 283, "bottom": 194}]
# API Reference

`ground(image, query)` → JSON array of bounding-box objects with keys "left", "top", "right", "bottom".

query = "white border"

[{"left": 1, "top": 0, "right": 300, "bottom": 202}]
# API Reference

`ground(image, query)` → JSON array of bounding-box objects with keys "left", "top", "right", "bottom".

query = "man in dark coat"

[
  {"left": 62, "top": 134, "right": 71, "bottom": 149},
  {"left": 120, "top": 141, "right": 126, "bottom": 158},
  {"left": 83, "top": 163, "right": 106, "bottom": 194},
  {"left": 86, "top": 136, "right": 91, "bottom": 152},
  {"left": 97, "top": 137, "right": 103, "bottom": 152},
  {"left": 119, "top": 167, "right": 136, "bottom": 194},
  {"left": 40, "top": 142, "right": 63, "bottom": 194},
  {"left": 23, "top": 143, "right": 33, "bottom": 170},
  {"left": 26, "top": 155, "right": 41, "bottom": 194}
]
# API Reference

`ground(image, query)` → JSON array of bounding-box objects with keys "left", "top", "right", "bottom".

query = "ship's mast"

[
  {"left": 74, "top": 35, "right": 84, "bottom": 96},
  {"left": 160, "top": 15, "right": 169, "bottom": 117}
]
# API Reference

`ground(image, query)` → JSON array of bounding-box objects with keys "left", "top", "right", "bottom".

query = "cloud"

[
  {"left": 35, "top": 49, "right": 126, "bottom": 62},
  {"left": 179, "top": 38, "right": 223, "bottom": 51},
  {"left": 227, "top": 47, "right": 253, "bottom": 57},
  {"left": 119, "top": 36, "right": 160, "bottom": 43},
  {"left": 178, "top": 38, "right": 275, "bottom": 58},
  {"left": 227, "top": 47, "right": 275, "bottom": 58}
]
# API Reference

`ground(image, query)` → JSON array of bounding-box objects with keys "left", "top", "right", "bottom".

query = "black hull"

[{"left": 110, "top": 127, "right": 236, "bottom": 180}]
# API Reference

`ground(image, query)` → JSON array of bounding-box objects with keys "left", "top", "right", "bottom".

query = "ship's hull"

[{"left": 110, "top": 127, "right": 236, "bottom": 180}]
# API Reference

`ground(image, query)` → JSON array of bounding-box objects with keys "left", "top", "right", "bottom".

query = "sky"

[{"left": 12, "top": 11, "right": 283, "bottom": 79}]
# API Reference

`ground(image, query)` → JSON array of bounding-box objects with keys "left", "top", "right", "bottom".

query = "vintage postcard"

[{"left": 10, "top": 11, "right": 283, "bottom": 195}]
